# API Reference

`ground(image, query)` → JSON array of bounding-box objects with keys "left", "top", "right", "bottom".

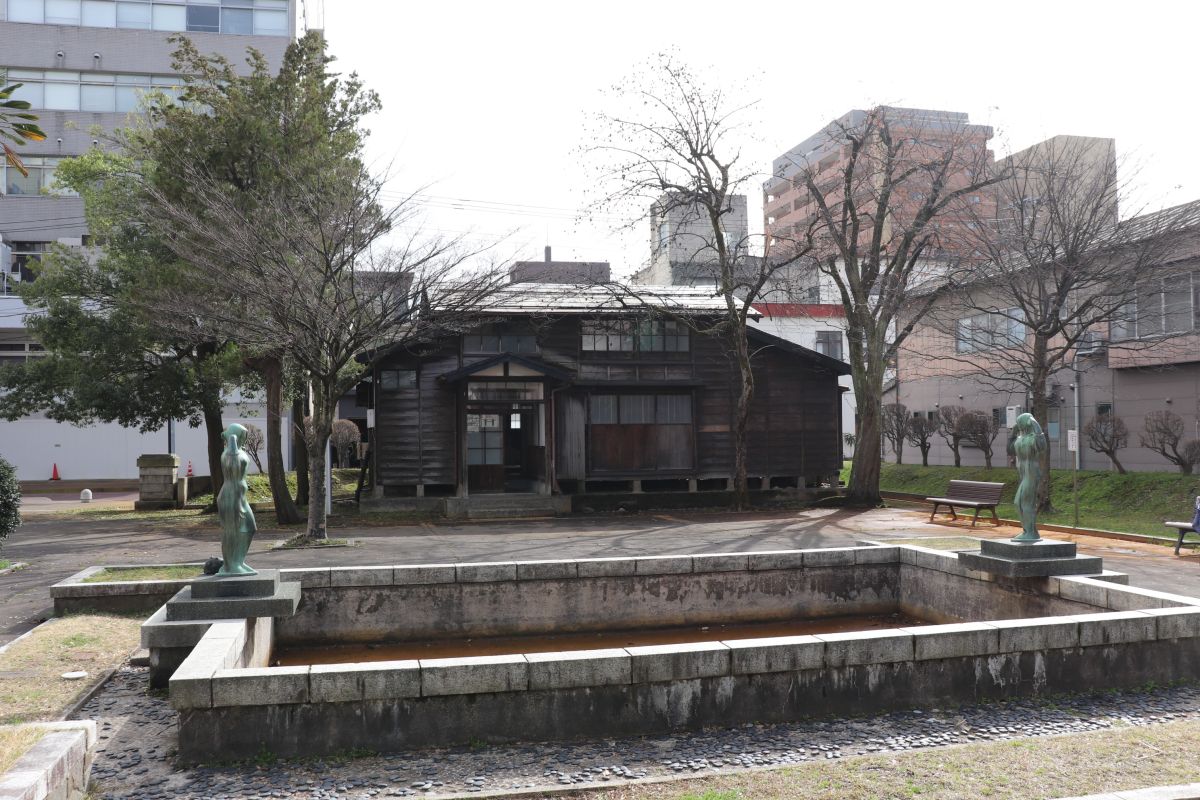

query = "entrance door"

[
  {"left": 467, "top": 408, "right": 542, "bottom": 493},
  {"left": 466, "top": 413, "right": 505, "bottom": 492}
]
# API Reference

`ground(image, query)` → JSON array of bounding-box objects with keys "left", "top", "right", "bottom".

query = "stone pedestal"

[
  {"left": 958, "top": 538, "right": 1103, "bottom": 578},
  {"left": 142, "top": 570, "right": 300, "bottom": 687},
  {"left": 134, "top": 454, "right": 181, "bottom": 511}
]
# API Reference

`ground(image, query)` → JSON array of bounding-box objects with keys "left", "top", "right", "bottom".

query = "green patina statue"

[
  {"left": 217, "top": 423, "right": 257, "bottom": 575},
  {"left": 1010, "top": 413, "right": 1048, "bottom": 543}
]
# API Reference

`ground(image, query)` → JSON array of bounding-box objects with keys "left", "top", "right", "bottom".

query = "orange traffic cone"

[
  {"left": 51, "top": 463, "right": 61, "bottom": 480},
  {"left": 186, "top": 460, "right": 194, "bottom": 477}
]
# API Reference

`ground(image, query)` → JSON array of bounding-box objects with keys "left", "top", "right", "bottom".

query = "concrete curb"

[{"left": 0, "top": 721, "right": 97, "bottom": 800}]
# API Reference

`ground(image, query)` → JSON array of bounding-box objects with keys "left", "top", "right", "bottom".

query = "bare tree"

[
  {"left": 331, "top": 419, "right": 361, "bottom": 468},
  {"left": 242, "top": 423, "right": 265, "bottom": 473},
  {"left": 937, "top": 404, "right": 970, "bottom": 468},
  {"left": 138, "top": 152, "right": 507, "bottom": 539},
  {"left": 906, "top": 415, "right": 938, "bottom": 467},
  {"left": 1140, "top": 410, "right": 1200, "bottom": 475},
  {"left": 960, "top": 410, "right": 1000, "bottom": 469},
  {"left": 771, "top": 107, "right": 1003, "bottom": 506},
  {"left": 1082, "top": 413, "right": 1128, "bottom": 474},
  {"left": 920, "top": 136, "right": 1200, "bottom": 508},
  {"left": 882, "top": 403, "right": 910, "bottom": 464},
  {"left": 585, "top": 53, "right": 812, "bottom": 508}
]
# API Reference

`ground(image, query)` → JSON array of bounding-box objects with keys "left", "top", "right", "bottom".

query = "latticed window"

[{"left": 581, "top": 318, "right": 688, "bottom": 352}]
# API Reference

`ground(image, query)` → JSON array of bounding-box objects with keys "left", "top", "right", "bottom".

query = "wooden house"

[{"left": 368, "top": 286, "right": 849, "bottom": 500}]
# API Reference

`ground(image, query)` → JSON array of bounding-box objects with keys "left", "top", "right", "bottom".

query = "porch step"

[{"left": 444, "top": 495, "right": 571, "bottom": 520}]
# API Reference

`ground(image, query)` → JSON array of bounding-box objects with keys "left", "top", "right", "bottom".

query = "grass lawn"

[
  {"left": 580, "top": 719, "right": 1200, "bottom": 800},
  {"left": 844, "top": 461, "right": 1200, "bottom": 540},
  {"left": 0, "top": 560, "right": 10, "bottom": 571},
  {"left": 0, "top": 725, "right": 45, "bottom": 774},
  {"left": 188, "top": 468, "right": 361, "bottom": 506},
  {"left": 81, "top": 565, "right": 204, "bottom": 583},
  {"left": 0, "top": 615, "right": 141, "bottom": 724}
]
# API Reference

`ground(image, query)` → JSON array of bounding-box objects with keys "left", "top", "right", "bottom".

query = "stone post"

[{"left": 135, "top": 454, "right": 181, "bottom": 511}]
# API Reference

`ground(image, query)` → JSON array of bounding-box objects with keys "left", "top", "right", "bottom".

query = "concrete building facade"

[
  {"left": 893, "top": 212, "right": 1200, "bottom": 474},
  {"left": 0, "top": 0, "right": 298, "bottom": 480},
  {"left": 631, "top": 193, "right": 749, "bottom": 286}
]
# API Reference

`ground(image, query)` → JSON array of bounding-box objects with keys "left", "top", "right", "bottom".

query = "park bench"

[
  {"left": 926, "top": 480, "right": 1005, "bottom": 527},
  {"left": 1165, "top": 521, "right": 1197, "bottom": 556}
]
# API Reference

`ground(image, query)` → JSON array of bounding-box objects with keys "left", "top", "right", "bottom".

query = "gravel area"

[{"left": 76, "top": 664, "right": 1200, "bottom": 800}]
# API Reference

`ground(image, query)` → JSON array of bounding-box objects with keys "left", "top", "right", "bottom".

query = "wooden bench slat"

[{"left": 926, "top": 480, "right": 1004, "bottom": 527}]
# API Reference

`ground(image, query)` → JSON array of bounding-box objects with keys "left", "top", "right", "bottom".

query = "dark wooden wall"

[
  {"left": 375, "top": 345, "right": 459, "bottom": 487},
  {"left": 373, "top": 317, "right": 844, "bottom": 489}
]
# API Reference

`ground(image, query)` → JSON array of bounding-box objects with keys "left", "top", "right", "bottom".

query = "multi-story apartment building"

[
  {"left": 763, "top": 106, "right": 996, "bottom": 304},
  {"left": 0, "top": 0, "right": 298, "bottom": 480}
]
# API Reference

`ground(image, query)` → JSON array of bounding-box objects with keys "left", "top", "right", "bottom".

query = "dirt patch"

[
  {"left": 0, "top": 615, "right": 141, "bottom": 724},
  {"left": 575, "top": 719, "right": 1200, "bottom": 800}
]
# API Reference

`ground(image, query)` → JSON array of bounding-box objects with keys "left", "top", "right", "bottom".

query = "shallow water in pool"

[{"left": 272, "top": 612, "right": 932, "bottom": 665}]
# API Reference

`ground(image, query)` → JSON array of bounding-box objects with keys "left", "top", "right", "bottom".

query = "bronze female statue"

[
  {"left": 1009, "top": 412, "right": 1047, "bottom": 543},
  {"left": 217, "top": 422, "right": 257, "bottom": 575}
]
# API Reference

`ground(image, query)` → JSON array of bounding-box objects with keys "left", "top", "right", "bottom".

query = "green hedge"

[{"left": 0, "top": 456, "right": 19, "bottom": 551}]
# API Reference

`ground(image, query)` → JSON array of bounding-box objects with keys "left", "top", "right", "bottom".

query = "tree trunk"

[
  {"left": 256, "top": 357, "right": 302, "bottom": 525},
  {"left": 293, "top": 394, "right": 309, "bottom": 506},
  {"left": 983, "top": 449, "right": 993, "bottom": 470},
  {"left": 920, "top": 445, "right": 930, "bottom": 467},
  {"left": 199, "top": 391, "right": 224, "bottom": 513},
  {"left": 1109, "top": 452, "right": 1126, "bottom": 474},
  {"left": 304, "top": 386, "right": 335, "bottom": 540},
  {"left": 951, "top": 442, "right": 962, "bottom": 468},
  {"left": 847, "top": 383, "right": 882, "bottom": 507},
  {"left": 729, "top": 328, "right": 754, "bottom": 510},
  {"left": 894, "top": 439, "right": 903, "bottom": 465}
]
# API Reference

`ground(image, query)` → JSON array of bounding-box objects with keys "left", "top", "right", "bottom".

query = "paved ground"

[
  {"left": 2, "top": 505, "right": 1198, "bottom": 644},
  {"left": 75, "top": 665, "right": 1200, "bottom": 800}
]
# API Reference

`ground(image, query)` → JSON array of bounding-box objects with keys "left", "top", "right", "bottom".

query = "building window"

[
  {"left": 1047, "top": 407, "right": 1060, "bottom": 441},
  {"left": 1, "top": 69, "right": 183, "bottom": 113},
  {"left": 590, "top": 394, "right": 692, "bottom": 425},
  {"left": 992, "top": 408, "right": 1002, "bottom": 427},
  {"left": 378, "top": 369, "right": 416, "bottom": 391},
  {"left": 185, "top": 3, "right": 218, "bottom": 31},
  {"left": 0, "top": 340, "right": 47, "bottom": 363},
  {"left": 466, "top": 414, "right": 503, "bottom": 466},
  {"left": 1095, "top": 403, "right": 1112, "bottom": 416},
  {"left": 4, "top": 242, "right": 48, "bottom": 295},
  {"left": 466, "top": 381, "right": 543, "bottom": 402},
  {"left": 2, "top": 0, "right": 289, "bottom": 35},
  {"left": 814, "top": 330, "right": 843, "bottom": 360},
  {"left": 462, "top": 327, "right": 536, "bottom": 354},
  {"left": 955, "top": 308, "right": 1026, "bottom": 353},
  {"left": 581, "top": 318, "right": 688, "bottom": 353},
  {"left": 1112, "top": 272, "right": 1200, "bottom": 340}
]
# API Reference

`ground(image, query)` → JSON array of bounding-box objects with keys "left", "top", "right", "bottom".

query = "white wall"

[{"left": 0, "top": 405, "right": 290, "bottom": 482}]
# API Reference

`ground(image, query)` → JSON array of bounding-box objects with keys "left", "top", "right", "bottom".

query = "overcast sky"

[{"left": 318, "top": 0, "right": 1196, "bottom": 279}]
